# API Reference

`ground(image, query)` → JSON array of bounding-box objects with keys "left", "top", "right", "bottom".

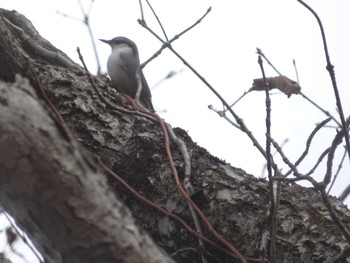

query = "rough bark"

[
  {"left": 0, "top": 76, "right": 173, "bottom": 263},
  {"left": 0, "top": 8, "right": 350, "bottom": 263}
]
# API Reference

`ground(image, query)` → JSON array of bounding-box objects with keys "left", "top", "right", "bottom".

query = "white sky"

[{"left": 1, "top": 1, "right": 350, "bottom": 262}]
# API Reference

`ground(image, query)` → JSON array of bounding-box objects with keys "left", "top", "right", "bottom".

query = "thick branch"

[
  {"left": 0, "top": 78, "right": 173, "bottom": 263},
  {"left": 1, "top": 8, "right": 350, "bottom": 263}
]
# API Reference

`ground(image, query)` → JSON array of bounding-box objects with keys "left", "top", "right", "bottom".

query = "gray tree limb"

[{"left": 0, "top": 8, "right": 350, "bottom": 263}]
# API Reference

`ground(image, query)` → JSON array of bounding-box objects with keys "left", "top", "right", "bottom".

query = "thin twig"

[
  {"left": 143, "top": 0, "right": 169, "bottom": 41},
  {"left": 323, "top": 126, "right": 344, "bottom": 186},
  {"left": 60, "top": 0, "right": 101, "bottom": 75},
  {"left": 261, "top": 139, "right": 288, "bottom": 178},
  {"left": 151, "top": 69, "right": 184, "bottom": 90},
  {"left": 284, "top": 117, "right": 331, "bottom": 177},
  {"left": 169, "top": 7, "right": 212, "bottom": 42},
  {"left": 77, "top": 47, "right": 106, "bottom": 102},
  {"left": 269, "top": 136, "right": 300, "bottom": 177},
  {"left": 268, "top": 138, "right": 322, "bottom": 186},
  {"left": 297, "top": 0, "right": 350, "bottom": 161},
  {"left": 293, "top": 59, "right": 299, "bottom": 83},
  {"left": 138, "top": 0, "right": 145, "bottom": 21},
  {"left": 327, "top": 147, "right": 347, "bottom": 194},
  {"left": 299, "top": 92, "right": 340, "bottom": 126},
  {"left": 304, "top": 147, "right": 330, "bottom": 177},
  {"left": 258, "top": 55, "right": 278, "bottom": 263},
  {"left": 208, "top": 105, "right": 240, "bottom": 129},
  {"left": 228, "top": 90, "right": 249, "bottom": 109},
  {"left": 258, "top": 56, "right": 273, "bottom": 180},
  {"left": 256, "top": 48, "right": 282, "bottom": 76},
  {"left": 138, "top": 7, "right": 211, "bottom": 70}
]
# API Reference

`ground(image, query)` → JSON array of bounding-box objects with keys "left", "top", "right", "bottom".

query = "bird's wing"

[
  {"left": 120, "top": 53, "right": 152, "bottom": 98},
  {"left": 119, "top": 52, "right": 138, "bottom": 78},
  {"left": 120, "top": 52, "right": 154, "bottom": 111}
]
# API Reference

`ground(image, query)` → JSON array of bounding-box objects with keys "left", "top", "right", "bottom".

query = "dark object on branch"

[{"left": 251, "top": 75, "right": 301, "bottom": 97}]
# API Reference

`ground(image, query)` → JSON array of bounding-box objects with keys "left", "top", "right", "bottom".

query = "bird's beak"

[{"left": 99, "top": 39, "right": 110, "bottom": 44}]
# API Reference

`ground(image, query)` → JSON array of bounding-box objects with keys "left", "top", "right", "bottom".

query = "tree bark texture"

[{"left": 0, "top": 8, "right": 350, "bottom": 263}]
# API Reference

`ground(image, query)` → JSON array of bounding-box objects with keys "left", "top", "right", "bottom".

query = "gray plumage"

[{"left": 100, "top": 37, "right": 154, "bottom": 111}]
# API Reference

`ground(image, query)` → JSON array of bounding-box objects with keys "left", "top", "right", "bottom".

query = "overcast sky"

[{"left": 1, "top": 1, "right": 350, "bottom": 261}]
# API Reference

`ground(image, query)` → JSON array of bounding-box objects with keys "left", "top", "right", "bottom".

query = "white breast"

[
  {"left": 107, "top": 44, "right": 136, "bottom": 94},
  {"left": 107, "top": 44, "right": 132, "bottom": 80}
]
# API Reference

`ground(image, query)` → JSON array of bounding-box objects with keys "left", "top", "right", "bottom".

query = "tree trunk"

[{"left": 0, "top": 8, "right": 349, "bottom": 263}]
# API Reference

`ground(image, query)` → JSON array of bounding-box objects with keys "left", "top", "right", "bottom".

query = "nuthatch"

[{"left": 100, "top": 37, "right": 154, "bottom": 111}]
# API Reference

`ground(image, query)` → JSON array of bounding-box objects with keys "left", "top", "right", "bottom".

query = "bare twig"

[
  {"left": 269, "top": 136, "right": 299, "bottom": 177},
  {"left": 258, "top": 55, "right": 278, "bottom": 263},
  {"left": 77, "top": 47, "right": 106, "bottom": 103},
  {"left": 258, "top": 56, "right": 273, "bottom": 180},
  {"left": 77, "top": 0, "right": 101, "bottom": 74},
  {"left": 327, "top": 147, "right": 347, "bottom": 194},
  {"left": 169, "top": 7, "right": 212, "bottom": 42},
  {"left": 228, "top": 90, "right": 249, "bottom": 109},
  {"left": 299, "top": 92, "right": 340, "bottom": 126},
  {"left": 143, "top": 0, "right": 169, "bottom": 41},
  {"left": 208, "top": 105, "right": 240, "bottom": 129},
  {"left": 137, "top": 7, "right": 212, "bottom": 70},
  {"left": 269, "top": 139, "right": 321, "bottom": 185},
  {"left": 58, "top": 0, "right": 101, "bottom": 74},
  {"left": 261, "top": 139, "right": 289, "bottom": 178},
  {"left": 138, "top": 0, "right": 145, "bottom": 21},
  {"left": 323, "top": 126, "right": 345, "bottom": 186},
  {"left": 152, "top": 69, "right": 184, "bottom": 90},
  {"left": 256, "top": 48, "right": 282, "bottom": 76},
  {"left": 304, "top": 147, "right": 330, "bottom": 177},
  {"left": 292, "top": 59, "right": 300, "bottom": 83},
  {"left": 297, "top": 0, "right": 350, "bottom": 161},
  {"left": 169, "top": 44, "right": 269, "bottom": 163},
  {"left": 284, "top": 118, "right": 331, "bottom": 177}
]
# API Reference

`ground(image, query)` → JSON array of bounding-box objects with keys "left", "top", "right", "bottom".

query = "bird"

[{"left": 100, "top": 36, "right": 155, "bottom": 111}]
